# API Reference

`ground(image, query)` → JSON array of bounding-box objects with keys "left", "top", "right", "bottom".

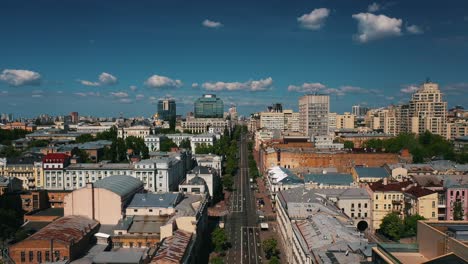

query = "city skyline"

[{"left": 1, "top": 0, "right": 468, "bottom": 117}]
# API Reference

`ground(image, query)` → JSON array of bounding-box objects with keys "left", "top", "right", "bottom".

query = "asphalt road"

[{"left": 225, "top": 133, "right": 262, "bottom": 264}]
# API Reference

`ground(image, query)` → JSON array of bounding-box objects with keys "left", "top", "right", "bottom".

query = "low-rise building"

[
  {"left": 352, "top": 166, "right": 390, "bottom": 183},
  {"left": 8, "top": 216, "right": 99, "bottom": 264},
  {"left": 144, "top": 134, "right": 169, "bottom": 152},
  {"left": 0, "top": 155, "right": 43, "bottom": 189},
  {"left": 266, "top": 166, "right": 304, "bottom": 195},
  {"left": 118, "top": 125, "right": 152, "bottom": 139},
  {"left": 180, "top": 117, "right": 230, "bottom": 134},
  {"left": 313, "top": 136, "right": 344, "bottom": 150},
  {"left": 64, "top": 175, "right": 144, "bottom": 225},
  {"left": 185, "top": 166, "right": 219, "bottom": 199},
  {"left": 304, "top": 172, "right": 354, "bottom": 189},
  {"left": 190, "top": 133, "right": 216, "bottom": 154},
  {"left": 194, "top": 153, "right": 222, "bottom": 176},
  {"left": 404, "top": 185, "right": 438, "bottom": 221}
]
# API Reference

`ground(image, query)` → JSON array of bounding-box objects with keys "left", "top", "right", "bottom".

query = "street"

[{"left": 225, "top": 133, "right": 262, "bottom": 264}]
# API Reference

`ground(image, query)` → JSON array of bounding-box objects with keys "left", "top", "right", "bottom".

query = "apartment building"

[{"left": 299, "top": 95, "right": 330, "bottom": 137}]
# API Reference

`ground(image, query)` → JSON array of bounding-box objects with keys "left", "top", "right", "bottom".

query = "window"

[
  {"left": 358, "top": 203, "right": 361, "bottom": 208},
  {"left": 384, "top": 204, "right": 387, "bottom": 210},
  {"left": 54, "top": 251, "right": 60, "bottom": 260},
  {"left": 364, "top": 213, "right": 368, "bottom": 217},
  {"left": 351, "top": 203, "right": 354, "bottom": 208},
  {"left": 364, "top": 203, "right": 368, "bottom": 208},
  {"left": 129, "top": 242, "right": 134, "bottom": 248},
  {"left": 376, "top": 195, "right": 379, "bottom": 200},
  {"left": 358, "top": 213, "right": 361, "bottom": 217},
  {"left": 149, "top": 209, "right": 153, "bottom": 212},
  {"left": 21, "top": 252, "right": 26, "bottom": 262},
  {"left": 384, "top": 195, "right": 386, "bottom": 200},
  {"left": 351, "top": 213, "right": 354, "bottom": 217},
  {"left": 432, "top": 201, "right": 435, "bottom": 208},
  {"left": 375, "top": 204, "right": 378, "bottom": 209},
  {"left": 29, "top": 251, "right": 34, "bottom": 262},
  {"left": 45, "top": 251, "right": 50, "bottom": 262},
  {"left": 134, "top": 209, "right": 138, "bottom": 212},
  {"left": 432, "top": 212, "right": 435, "bottom": 218},
  {"left": 37, "top": 251, "right": 42, "bottom": 263},
  {"left": 138, "top": 242, "right": 142, "bottom": 248}
]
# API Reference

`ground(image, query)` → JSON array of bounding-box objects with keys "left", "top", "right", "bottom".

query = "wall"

[
  {"left": 417, "top": 221, "right": 446, "bottom": 260},
  {"left": 262, "top": 150, "right": 400, "bottom": 173}
]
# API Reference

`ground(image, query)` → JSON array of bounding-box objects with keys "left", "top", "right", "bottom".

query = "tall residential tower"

[{"left": 299, "top": 95, "right": 330, "bottom": 137}]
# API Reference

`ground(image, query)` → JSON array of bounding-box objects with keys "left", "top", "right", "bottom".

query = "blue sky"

[{"left": 0, "top": 0, "right": 467, "bottom": 118}]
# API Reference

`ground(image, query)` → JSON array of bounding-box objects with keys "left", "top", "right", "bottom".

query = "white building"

[
  {"left": 313, "top": 136, "right": 344, "bottom": 150},
  {"left": 185, "top": 166, "right": 219, "bottom": 199},
  {"left": 144, "top": 135, "right": 168, "bottom": 151},
  {"left": 190, "top": 133, "right": 217, "bottom": 154},
  {"left": 180, "top": 117, "right": 230, "bottom": 134},
  {"left": 167, "top": 133, "right": 192, "bottom": 146},
  {"left": 117, "top": 125, "right": 152, "bottom": 139},
  {"left": 194, "top": 154, "right": 222, "bottom": 176}
]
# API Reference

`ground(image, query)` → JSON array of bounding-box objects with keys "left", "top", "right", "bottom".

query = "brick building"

[{"left": 9, "top": 216, "right": 99, "bottom": 263}]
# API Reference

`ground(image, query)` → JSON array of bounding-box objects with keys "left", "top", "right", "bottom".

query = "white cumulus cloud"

[
  {"left": 192, "top": 83, "right": 199, "bottom": 88},
  {"left": 368, "top": 3, "right": 380, "bottom": 12},
  {"left": 406, "top": 24, "right": 423, "bottom": 34},
  {"left": 297, "top": 8, "right": 330, "bottom": 30},
  {"left": 0, "top": 69, "right": 41, "bottom": 86},
  {"left": 202, "top": 19, "right": 223, "bottom": 28},
  {"left": 79, "top": 72, "right": 118, "bottom": 86},
  {"left": 352, "top": 13, "right": 402, "bottom": 43},
  {"left": 136, "top": 94, "right": 145, "bottom": 100},
  {"left": 288, "top": 82, "right": 326, "bottom": 93},
  {"left": 110, "top": 91, "right": 129, "bottom": 98},
  {"left": 202, "top": 77, "right": 273, "bottom": 92},
  {"left": 98, "top": 72, "right": 118, "bottom": 85},
  {"left": 118, "top": 98, "right": 133, "bottom": 104},
  {"left": 145, "top": 75, "right": 183, "bottom": 89},
  {"left": 129, "top": 85, "right": 137, "bottom": 91},
  {"left": 400, "top": 85, "right": 419, "bottom": 93}
]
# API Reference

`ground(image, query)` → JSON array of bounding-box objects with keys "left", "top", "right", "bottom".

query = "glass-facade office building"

[
  {"left": 194, "top": 94, "right": 224, "bottom": 118},
  {"left": 157, "top": 99, "right": 176, "bottom": 121}
]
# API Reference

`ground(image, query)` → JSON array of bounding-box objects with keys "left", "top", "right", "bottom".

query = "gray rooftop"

[
  {"left": 127, "top": 193, "right": 180, "bottom": 208},
  {"left": 304, "top": 173, "right": 353, "bottom": 186},
  {"left": 67, "top": 163, "right": 133, "bottom": 170},
  {"left": 93, "top": 175, "right": 143, "bottom": 197},
  {"left": 190, "top": 166, "right": 212, "bottom": 174},
  {"left": 354, "top": 167, "right": 389, "bottom": 178},
  {"left": 188, "top": 176, "right": 207, "bottom": 185},
  {"left": 93, "top": 248, "right": 146, "bottom": 264}
]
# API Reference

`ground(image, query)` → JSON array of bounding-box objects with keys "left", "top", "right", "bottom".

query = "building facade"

[
  {"left": 299, "top": 95, "right": 330, "bottom": 137},
  {"left": 157, "top": 99, "right": 176, "bottom": 121},
  {"left": 194, "top": 94, "right": 224, "bottom": 118}
]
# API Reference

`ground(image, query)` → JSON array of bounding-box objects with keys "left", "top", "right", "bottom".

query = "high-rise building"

[
  {"left": 194, "top": 94, "right": 224, "bottom": 118},
  {"left": 299, "top": 95, "right": 330, "bottom": 137},
  {"left": 409, "top": 82, "right": 447, "bottom": 136},
  {"left": 352, "top": 105, "right": 369, "bottom": 117},
  {"left": 157, "top": 99, "right": 176, "bottom": 121},
  {"left": 70, "top": 112, "right": 79, "bottom": 124},
  {"left": 259, "top": 109, "right": 299, "bottom": 131}
]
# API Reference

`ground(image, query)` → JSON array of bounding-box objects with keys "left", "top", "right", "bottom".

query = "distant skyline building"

[
  {"left": 409, "top": 81, "right": 447, "bottom": 136},
  {"left": 70, "top": 112, "right": 79, "bottom": 124},
  {"left": 352, "top": 105, "right": 369, "bottom": 117},
  {"left": 194, "top": 94, "right": 224, "bottom": 118},
  {"left": 157, "top": 99, "right": 176, "bottom": 121},
  {"left": 299, "top": 95, "right": 330, "bottom": 137},
  {"left": 267, "top": 103, "right": 283, "bottom": 113}
]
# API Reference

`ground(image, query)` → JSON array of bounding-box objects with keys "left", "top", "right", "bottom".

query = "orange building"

[{"left": 0, "top": 122, "right": 36, "bottom": 131}]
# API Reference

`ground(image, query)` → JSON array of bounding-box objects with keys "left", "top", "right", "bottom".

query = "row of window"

[{"left": 20, "top": 250, "right": 63, "bottom": 263}]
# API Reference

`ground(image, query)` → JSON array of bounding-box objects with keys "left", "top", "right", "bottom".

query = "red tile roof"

[
  {"left": 404, "top": 186, "right": 436, "bottom": 198},
  {"left": 368, "top": 180, "right": 412, "bottom": 192},
  {"left": 151, "top": 230, "right": 192, "bottom": 264}
]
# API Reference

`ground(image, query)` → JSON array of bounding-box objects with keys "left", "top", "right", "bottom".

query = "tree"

[
  {"left": 212, "top": 227, "right": 228, "bottom": 252},
  {"left": 160, "top": 139, "right": 178, "bottom": 152},
  {"left": 403, "top": 214, "right": 425, "bottom": 237},
  {"left": 179, "top": 138, "right": 191, "bottom": 149},
  {"left": 262, "top": 238, "right": 279, "bottom": 259},
  {"left": 453, "top": 199, "right": 464, "bottom": 220},
  {"left": 344, "top": 141, "right": 354, "bottom": 149},
  {"left": 29, "top": 140, "right": 49, "bottom": 148},
  {"left": 0, "top": 145, "right": 21, "bottom": 158},
  {"left": 269, "top": 256, "right": 280, "bottom": 264},
  {"left": 222, "top": 175, "right": 234, "bottom": 191},
  {"left": 380, "top": 212, "right": 404, "bottom": 241},
  {"left": 95, "top": 126, "right": 118, "bottom": 141},
  {"left": 72, "top": 148, "right": 91, "bottom": 163},
  {"left": 75, "top": 134, "right": 94, "bottom": 143},
  {"left": 210, "top": 256, "right": 224, "bottom": 264}
]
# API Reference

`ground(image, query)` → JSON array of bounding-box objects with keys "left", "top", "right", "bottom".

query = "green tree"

[
  {"left": 72, "top": 148, "right": 92, "bottom": 163},
  {"left": 222, "top": 175, "right": 234, "bottom": 191},
  {"left": 179, "top": 138, "right": 191, "bottom": 149},
  {"left": 380, "top": 212, "right": 404, "bottom": 241},
  {"left": 344, "top": 141, "right": 354, "bottom": 149},
  {"left": 160, "top": 139, "right": 178, "bottom": 152},
  {"left": 453, "top": 199, "right": 464, "bottom": 220},
  {"left": 212, "top": 227, "right": 228, "bottom": 252},
  {"left": 95, "top": 126, "right": 118, "bottom": 141},
  {"left": 262, "top": 238, "right": 279, "bottom": 259},
  {"left": 403, "top": 214, "right": 425, "bottom": 237},
  {"left": 269, "top": 256, "right": 280, "bottom": 264},
  {"left": 75, "top": 134, "right": 95, "bottom": 143},
  {"left": 210, "top": 256, "right": 224, "bottom": 264},
  {"left": 29, "top": 140, "right": 49, "bottom": 148},
  {"left": 0, "top": 145, "right": 21, "bottom": 158},
  {"left": 125, "top": 136, "right": 150, "bottom": 158}
]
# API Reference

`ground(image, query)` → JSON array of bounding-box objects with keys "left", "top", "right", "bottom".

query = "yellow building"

[
  {"left": 0, "top": 157, "right": 43, "bottom": 190},
  {"left": 367, "top": 180, "right": 411, "bottom": 230},
  {"left": 404, "top": 187, "right": 438, "bottom": 221}
]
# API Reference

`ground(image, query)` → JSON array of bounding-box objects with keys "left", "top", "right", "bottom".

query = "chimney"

[{"left": 383, "top": 178, "right": 388, "bottom": 185}]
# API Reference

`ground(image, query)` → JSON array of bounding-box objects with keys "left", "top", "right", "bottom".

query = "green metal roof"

[
  {"left": 304, "top": 173, "right": 353, "bottom": 186},
  {"left": 93, "top": 175, "right": 143, "bottom": 197}
]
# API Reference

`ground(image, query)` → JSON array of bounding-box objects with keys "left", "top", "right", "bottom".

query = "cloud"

[
  {"left": 202, "top": 19, "right": 223, "bottom": 28},
  {"left": 74, "top": 91, "right": 101, "bottom": 97},
  {"left": 32, "top": 94, "right": 43, "bottom": 98},
  {"left": 145, "top": 75, "right": 183, "bottom": 88},
  {"left": 406, "top": 24, "right": 423, "bottom": 34},
  {"left": 443, "top": 83, "right": 468, "bottom": 95},
  {"left": 288, "top": 82, "right": 375, "bottom": 96},
  {"left": 136, "top": 94, "right": 145, "bottom": 100},
  {"left": 0, "top": 69, "right": 41, "bottom": 86},
  {"left": 98, "top": 72, "right": 118, "bottom": 85},
  {"left": 368, "top": 2, "right": 380, "bottom": 12},
  {"left": 202, "top": 77, "right": 273, "bottom": 91},
  {"left": 129, "top": 85, "right": 137, "bottom": 91},
  {"left": 297, "top": 8, "right": 330, "bottom": 30},
  {"left": 110, "top": 91, "right": 129, "bottom": 98},
  {"left": 352, "top": 13, "right": 402, "bottom": 43},
  {"left": 79, "top": 72, "right": 118, "bottom": 86},
  {"left": 118, "top": 98, "right": 133, "bottom": 104},
  {"left": 400, "top": 85, "right": 419, "bottom": 93},
  {"left": 192, "top": 83, "right": 199, "bottom": 88},
  {"left": 288, "top": 82, "right": 326, "bottom": 93}
]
